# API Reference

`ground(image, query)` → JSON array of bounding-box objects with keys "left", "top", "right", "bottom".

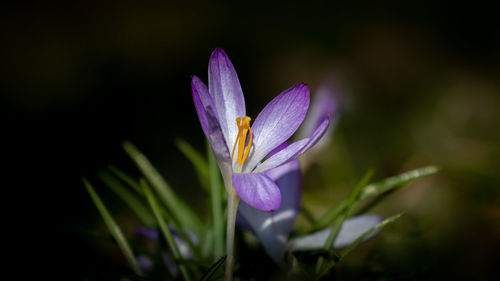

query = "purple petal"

[
  {"left": 136, "top": 255, "right": 154, "bottom": 273},
  {"left": 191, "top": 75, "right": 216, "bottom": 138},
  {"left": 287, "top": 214, "right": 384, "bottom": 251},
  {"left": 297, "top": 84, "right": 339, "bottom": 140},
  {"left": 253, "top": 117, "right": 329, "bottom": 173},
  {"left": 205, "top": 106, "right": 232, "bottom": 166},
  {"left": 192, "top": 76, "right": 231, "bottom": 169},
  {"left": 267, "top": 142, "right": 290, "bottom": 158},
  {"left": 208, "top": 48, "right": 246, "bottom": 149},
  {"left": 135, "top": 227, "right": 160, "bottom": 241},
  {"left": 237, "top": 160, "right": 301, "bottom": 266},
  {"left": 333, "top": 214, "right": 383, "bottom": 248},
  {"left": 245, "top": 83, "right": 310, "bottom": 170},
  {"left": 233, "top": 172, "right": 281, "bottom": 212},
  {"left": 191, "top": 77, "right": 232, "bottom": 170}
]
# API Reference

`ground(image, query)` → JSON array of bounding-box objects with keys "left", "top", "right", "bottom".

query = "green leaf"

[
  {"left": 83, "top": 178, "right": 142, "bottom": 276},
  {"left": 199, "top": 255, "right": 226, "bottom": 281},
  {"left": 108, "top": 165, "right": 200, "bottom": 258},
  {"left": 141, "top": 179, "right": 192, "bottom": 281},
  {"left": 99, "top": 171, "right": 155, "bottom": 226},
  {"left": 311, "top": 201, "right": 347, "bottom": 232},
  {"left": 201, "top": 227, "right": 214, "bottom": 259},
  {"left": 208, "top": 141, "right": 224, "bottom": 260},
  {"left": 123, "top": 141, "right": 203, "bottom": 233},
  {"left": 176, "top": 139, "right": 210, "bottom": 191},
  {"left": 300, "top": 206, "right": 318, "bottom": 226},
  {"left": 359, "top": 165, "right": 439, "bottom": 200},
  {"left": 315, "top": 170, "right": 374, "bottom": 274},
  {"left": 312, "top": 166, "right": 439, "bottom": 231},
  {"left": 109, "top": 166, "right": 199, "bottom": 256},
  {"left": 108, "top": 165, "right": 144, "bottom": 195},
  {"left": 339, "top": 212, "right": 404, "bottom": 259},
  {"left": 316, "top": 213, "right": 405, "bottom": 279}
]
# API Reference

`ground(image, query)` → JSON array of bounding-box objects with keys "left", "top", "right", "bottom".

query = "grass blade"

[
  {"left": 108, "top": 165, "right": 144, "bottom": 195},
  {"left": 123, "top": 141, "right": 203, "bottom": 233},
  {"left": 99, "top": 171, "right": 155, "bottom": 226},
  {"left": 201, "top": 228, "right": 214, "bottom": 259},
  {"left": 311, "top": 201, "right": 347, "bottom": 232},
  {"left": 312, "top": 166, "right": 439, "bottom": 231},
  {"left": 208, "top": 141, "right": 224, "bottom": 260},
  {"left": 315, "top": 170, "right": 374, "bottom": 274},
  {"left": 141, "top": 179, "right": 192, "bottom": 281},
  {"left": 199, "top": 255, "right": 226, "bottom": 281},
  {"left": 316, "top": 213, "right": 404, "bottom": 278},
  {"left": 339, "top": 212, "right": 404, "bottom": 259},
  {"left": 83, "top": 178, "right": 142, "bottom": 276},
  {"left": 107, "top": 165, "right": 200, "bottom": 257},
  {"left": 359, "top": 165, "right": 439, "bottom": 200},
  {"left": 176, "top": 138, "right": 210, "bottom": 191}
]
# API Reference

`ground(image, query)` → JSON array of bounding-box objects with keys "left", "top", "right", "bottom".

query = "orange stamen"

[{"left": 232, "top": 116, "right": 253, "bottom": 170}]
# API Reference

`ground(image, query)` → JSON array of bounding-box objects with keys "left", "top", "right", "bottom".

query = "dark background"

[{"left": 3, "top": 1, "right": 499, "bottom": 280}]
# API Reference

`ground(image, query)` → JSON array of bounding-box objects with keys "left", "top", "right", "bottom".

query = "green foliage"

[
  {"left": 99, "top": 171, "right": 155, "bottom": 226},
  {"left": 83, "top": 139, "right": 438, "bottom": 280},
  {"left": 207, "top": 142, "right": 225, "bottom": 261},
  {"left": 83, "top": 178, "right": 142, "bottom": 276},
  {"left": 312, "top": 166, "right": 439, "bottom": 231},
  {"left": 314, "top": 170, "right": 374, "bottom": 275},
  {"left": 142, "top": 179, "right": 193, "bottom": 281},
  {"left": 314, "top": 213, "right": 405, "bottom": 280},
  {"left": 199, "top": 256, "right": 227, "bottom": 281},
  {"left": 123, "top": 141, "right": 203, "bottom": 234},
  {"left": 176, "top": 139, "right": 210, "bottom": 191}
]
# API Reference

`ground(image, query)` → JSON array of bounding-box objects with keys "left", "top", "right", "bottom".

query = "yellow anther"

[{"left": 231, "top": 116, "right": 253, "bottom": 169}]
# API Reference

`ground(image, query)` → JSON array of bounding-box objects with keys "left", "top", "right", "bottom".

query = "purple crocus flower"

[{"left": 191, "top": 48, "right": 330, "bottom": 212}]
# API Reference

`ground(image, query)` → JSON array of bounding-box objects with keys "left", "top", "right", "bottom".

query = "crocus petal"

[
  {"left": 208, "top": 48, "right": 246, "bottom": 148},
  {"left": 287, "top": 214, "right": 384, "bottom": 251},
  {"left": 206, "top": 106, "right": 232, "bottom": 172},
  {"left": 253, "top": 117, "right": 329, "bottom": 173},
  {"left": 136, "top": 255, "right": 154, "bottom": 273},
  {"left": 135, "top": 227, "right": 160, "bottom": 241},
  {"left": 245, "top": 83, "right": 310, "bottom": 170},
  {"left": 267, "top": 142, "right": 290, "bottom": 158},
  {"left": 233, "top": 172, "right": 281, "bottom": 212},
  {"left": 191, "top": 75, "right": 216, "bottom": 138},
  {"left": 192, "top": 75, "right": 232, "bottom": 172},
  {"left": 237, "top": 160, "right": 301, "bottom": 266},
  {"left": 297, "top": 84, "right": 339, "bottom": 141}
]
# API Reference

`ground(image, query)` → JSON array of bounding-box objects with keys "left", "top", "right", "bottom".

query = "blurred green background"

[{"left": 3, "top": 1, "right": 499, "bottom": 280}]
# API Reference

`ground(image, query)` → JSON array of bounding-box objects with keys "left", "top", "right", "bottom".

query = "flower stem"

[{"left": 224, "top": 186, "right": 240, "bottom": 281}]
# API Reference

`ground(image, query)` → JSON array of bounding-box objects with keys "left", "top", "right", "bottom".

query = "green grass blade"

[
  {"left": 108, "top": 165, "right": 144, "bottom": 195},
  {"left": 123, "top": 141, "right": 203, "bottom": 233},
  {"left": 316, "top": 213, "right": 404, "bottom": 279},
  {"left": 201, "top": 228, "right": 214, "bottom": 259},
  {"left": 199, "top": 255, "right": 226, "bottom": 281},
  {"left": 141, "top": 179, "right": 192, "bottom": 281},
  {"left": 315, "top": 170, "right": 374, "bottom": 274},
  {"left": 107, "top": 165, "right": 199, "bottom": 256},
  {"left": 311, "top": 201, "right": 347, "bottom": 232},
  {"left": 99, "top": 171, "right": 155, "bottom": 226},
  {"left": 176, "top": 138, "right": 210, "bottom": 191},
  {"left": 339, "top": 212, "right": 404, "bottom": 259},
  {"left": 300, "top": 206, "right": 318, "bottom": 226},
  {"left": 83, "top": 178, "right": 142, "bottom": 276},
  {"left": 312, "top": 166, "right": 439, "bottom": 231},
  {"left": 208, "top": 141, "right": 224, "bottom": 260},
  {"left": 359, "top": 165, "right": 439, "bottom": 200}
]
